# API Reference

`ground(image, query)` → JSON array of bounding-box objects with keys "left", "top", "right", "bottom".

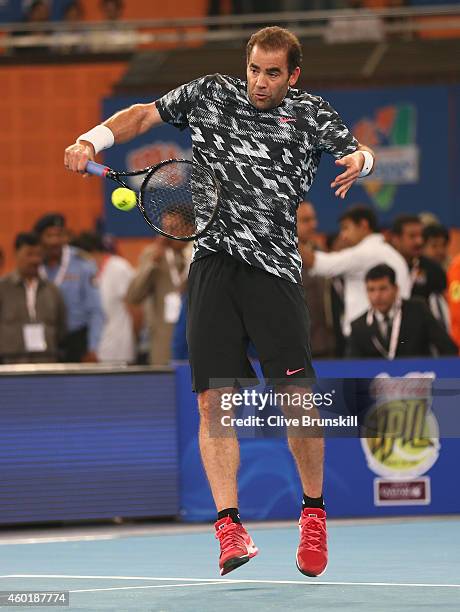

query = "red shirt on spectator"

[{"left": 447, "top": 254, "right": 460, "bottom": 351}]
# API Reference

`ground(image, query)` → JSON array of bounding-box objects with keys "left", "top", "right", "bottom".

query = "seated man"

[{"left": 349, "top": 264, "right": 458, "bottom": 359}]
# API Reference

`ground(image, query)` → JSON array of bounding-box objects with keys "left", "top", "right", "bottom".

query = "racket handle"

[{"left": 86, "top": 160, "right": 110, "bottom": 177}]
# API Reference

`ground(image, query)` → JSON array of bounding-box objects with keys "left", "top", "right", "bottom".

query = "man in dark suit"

[
  {"left": 390, "top": 215, "right": 449, "bottom": 329},
  {"left": 349, "top": 264, "right": 458, "bottom": 359}
]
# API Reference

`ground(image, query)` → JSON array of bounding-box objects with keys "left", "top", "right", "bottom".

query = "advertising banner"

[{"left": 175, "top": 358, "right": 460, "bottom": 521}]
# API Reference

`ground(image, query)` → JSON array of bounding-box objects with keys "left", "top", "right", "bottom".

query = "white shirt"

[
  {"left": 311, "top": 233, "right": 411, "bottom": 336},
  {"left": 97, "top": 255, "right": 135, "bottom": 363}
]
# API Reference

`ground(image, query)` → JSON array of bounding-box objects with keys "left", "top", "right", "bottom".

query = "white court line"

[
  {"left": 69, "top": 582, "right": 224, "bottom": 593},
  {"left": 1, "top": 575, "right": 459, "bottom": 589},
  {"left": 0, "top": 535, "right": 117, "bottom": 546}
]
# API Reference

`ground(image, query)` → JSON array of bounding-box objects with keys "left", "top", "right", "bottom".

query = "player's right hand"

[{"left": 64, "top": 141, "right": 95, "bottom": 174}]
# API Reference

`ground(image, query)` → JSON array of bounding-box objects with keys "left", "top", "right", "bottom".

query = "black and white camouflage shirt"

[{"left": 156, "top": 74, "right": 358, "bottom": 284}]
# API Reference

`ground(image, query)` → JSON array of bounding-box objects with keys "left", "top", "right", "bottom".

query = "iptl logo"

[{"left": 365, "top": 399, "right": 434, "bottom": 464}]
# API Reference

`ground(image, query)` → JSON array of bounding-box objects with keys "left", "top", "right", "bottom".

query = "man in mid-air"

[{"left": 65, "top": 26, "right": 375, "bottom": 577}]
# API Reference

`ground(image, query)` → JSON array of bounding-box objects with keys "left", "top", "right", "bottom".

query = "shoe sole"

[
  {"left": 295, "top": 553, "right": 327, "bottom": 578},
  {"left": 220, "top": 554, "right": 250, "bottom": 576}
]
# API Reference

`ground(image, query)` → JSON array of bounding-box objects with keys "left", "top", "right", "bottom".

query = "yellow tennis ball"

[{"left": 111, "top": 187, "right": 136, "bottom": 211}]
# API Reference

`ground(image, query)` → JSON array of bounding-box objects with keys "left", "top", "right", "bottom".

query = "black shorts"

[{"left": 187, "top": 251, "right": 315, "bottom": 393}]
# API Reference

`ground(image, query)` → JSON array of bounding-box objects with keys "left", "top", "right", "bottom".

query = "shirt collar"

[
  {"left": 10, "top": 270, "right": 44, "bottom": 287},
  {"left": 374, "top": 304, "right": 397, "bottom": 323},
  {"left": 366, "top": 298, "right": 401, "bottom": 326}
]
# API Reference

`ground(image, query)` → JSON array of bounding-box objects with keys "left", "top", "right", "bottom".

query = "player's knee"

[{"left": 197, "top": 387, "right": 235, "bottom": 422}]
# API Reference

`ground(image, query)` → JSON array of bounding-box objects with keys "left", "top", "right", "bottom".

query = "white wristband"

[
  {"left": 77, "top": 125, "right": 114, "bottom": 155},
  {"left": 358, "top": 150, "right": 374, "bottom": 178}
]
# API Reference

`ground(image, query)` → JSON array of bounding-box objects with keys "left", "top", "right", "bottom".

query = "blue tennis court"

[{"left": 1, "top": 517, "right": 458, "bottom": 611}]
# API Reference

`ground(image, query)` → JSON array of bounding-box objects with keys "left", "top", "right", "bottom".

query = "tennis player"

[{"left": 65, "top": 26, "right": 375, "bottom": 578}]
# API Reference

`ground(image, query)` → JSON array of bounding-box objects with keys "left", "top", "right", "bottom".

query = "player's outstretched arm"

[
  {"left": 331, "top": 144, "right": 375, "bottom": 200},
  {"left": 64, "top": 102, "right": 163, "bottom": 174}
]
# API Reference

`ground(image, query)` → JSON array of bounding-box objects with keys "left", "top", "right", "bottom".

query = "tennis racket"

[{"left": 85, "top": 159, "right": 221, "bottom": 241}]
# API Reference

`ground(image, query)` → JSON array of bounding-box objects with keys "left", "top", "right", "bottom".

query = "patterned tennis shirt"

[{"left": 156, "top": 74, "right": 358, "bottom": 284}]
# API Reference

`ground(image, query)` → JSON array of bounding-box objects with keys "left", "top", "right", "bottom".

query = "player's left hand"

[{"left": 330, "top": 151, "right": 365, "bottom": 199}]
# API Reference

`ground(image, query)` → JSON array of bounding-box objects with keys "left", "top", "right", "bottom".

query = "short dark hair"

[
  {"left": 391, "top": 214, "right": 421, "bottom": 236},
  {"left": 33, "top": 213, "right": 66, "bottom": 236},
  {"left": 422, "top": 223, "right": 449, "bottom": 244},
  {"left": 365, "top": 264, "right": 396, "bottom": 285},
  {"left": 246, "top": 26, "right": 302, "bottom": 75},
  {"left": 339, "top": 205, "right": 378, "bottom": 232},
  {"left": 72, "top": 232, "right": 106, "bottom": 253},
  {"left": 15, "top": 232, "right": 40, "bottom": 251}
]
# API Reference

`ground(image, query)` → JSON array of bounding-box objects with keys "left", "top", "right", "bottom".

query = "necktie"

[{"left": 383, "top": 313, "right": 393, "bottom": 350}]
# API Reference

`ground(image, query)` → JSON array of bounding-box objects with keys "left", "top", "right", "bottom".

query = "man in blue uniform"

[{"left": 34, "top": 214, "right": 104, "bottom": 362}]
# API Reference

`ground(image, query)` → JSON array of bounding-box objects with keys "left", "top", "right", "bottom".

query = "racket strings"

[{"left": 142, "top": 161, "right": 218, "bottom": 240}]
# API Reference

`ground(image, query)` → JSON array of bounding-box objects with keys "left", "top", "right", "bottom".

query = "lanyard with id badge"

[
  {"left": 164, "top": 248, "right": 189, "bottom": 324},
  {"left": 22, "top": 279, "right": 47, "bottom": 352}
]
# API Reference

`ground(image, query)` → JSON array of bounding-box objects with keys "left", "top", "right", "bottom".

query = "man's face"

[
  {"left": 339, "top": 218, "right": 367, "bottom": 247},
  {"left": 40, "top": 226, "right": 66, "bottom": 260},
  {"left": 366, "top": 277, "right": 398, "bottom": 314},
  {"left": 16, "top": 245, "right": 42, "bottom": 278},
  {"left": 247, "top": 45, "right": 300, "bottom": 111},
  {"left": 29, "top": 2, "right": 49, "bottom": 22},
  {"left": 393, "top": 222, "right": 423, "bottom": 260},
  {"left": 424, "top": 237, "right": 448, "bottom": 266},
  {"left": 297, "top": 202, "right": 317, "bottom": 243}
]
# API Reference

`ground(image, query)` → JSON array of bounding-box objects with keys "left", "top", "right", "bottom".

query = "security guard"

[{"left": 34, "top": 214, "right": 104, "bottom": 362}]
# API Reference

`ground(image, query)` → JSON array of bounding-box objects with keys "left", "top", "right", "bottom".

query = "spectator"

[
  {"left": 126, "top": 233, "right": 192, "bottom": 366},
  {"left": 447, "top": 254, "right": 460, "bottom": 351},
  {"left": 297, "top": 201, "right": 336, "bottom": 358},
  {"left": 100, "top": 0, "right": 124, "bottom": 20},
  {"left": 57, "top": 0, "right": 86, "bottom": 54},
  {"left": 75, "top": 232, "right": 140, "bottom": 364},
  {"left": 349, "top": 264, "right": 458, "bottom": 359},
  {"left": 88, "top": 0, "right": 134, "bottom": 52},
  {"left": 422, "top": 223, "right": 450, "bottom": 270},
  {"left": 63, "top": 0, "right": 85, "bottom": 21},
  {"left": 302, "top": 205, "right": 411, "bottom": 338},
  {"left": 11, "top": 0, "right": 51, "bottom": 56},
  {"left": 390, "top": 214, "right": 449, "bottom": 328},
  {"left": 0, "top": 232, "right": 66, "bottom": 364},
  {"left": 34, "top": 214, "right": 104, "bottom": 363}
]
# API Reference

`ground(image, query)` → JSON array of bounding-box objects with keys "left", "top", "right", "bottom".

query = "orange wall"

[
  {"left": 81, "top": 0, "right": 208, "bottom": 21},
  {"left": 0, "top": 62, "right": 126, "bottom": 272}
]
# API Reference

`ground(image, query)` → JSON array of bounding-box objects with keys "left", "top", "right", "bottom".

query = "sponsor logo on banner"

[
  {"left": 360, "top": 372, "right": 440, "bottom": 506},
  {"left": 353, "top": 104, "right": 419, "bottom": 212},
  {"left": 126, "top": 142, "right": 192, "bottom": 190},
  {"left": 374, "top": 477, "right": 430, "bottom": 506}
]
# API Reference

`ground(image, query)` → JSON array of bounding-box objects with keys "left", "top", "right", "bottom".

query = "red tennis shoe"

[
  {"left": 296, "top": 508, "right": 328, "bottom": 577},
  {"left": 214, "top": 516, "right": 258, "bottom": 576}
]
